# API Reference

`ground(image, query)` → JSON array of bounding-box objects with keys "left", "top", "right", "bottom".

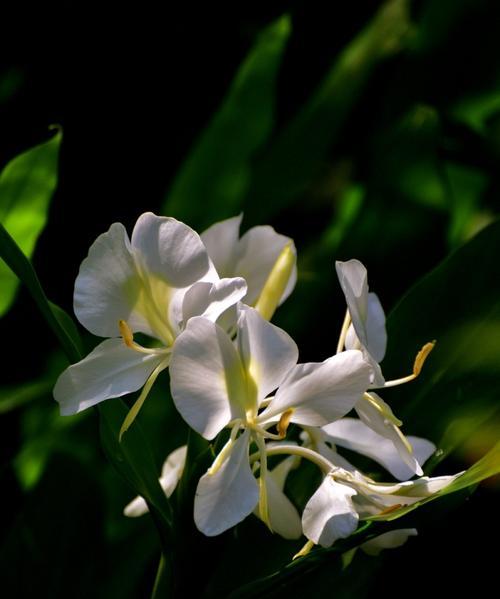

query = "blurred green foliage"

[{"left": 1, "top": 0, "right": 500, "bottom": 597}]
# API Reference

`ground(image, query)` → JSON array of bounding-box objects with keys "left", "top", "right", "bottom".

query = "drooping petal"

[
  {"left": 302, "top": 475, "right": 358, "bottom": 547},
  {"left": 261, "top": 350, "right": 371, "bottom": 426},
  {"left": 53, "top": 339, "right": 164, "bottom": 415},
  {"left": 182, "top": 277, "right": 247, "bottom": 324},
  {"left": 336, "top": 260, "right": 387, "bottom": 363},
  {"left": 264, "top": 472, "right": 302, "bottom": 540},
  {"left": 201, "top": 214, "right": 242, "bottom": 278},
  {"left": 355, "top": 393, "right": 430, "bottom": 478},
  {"left": 361, "top": 529, "right": 418, "bottom": 556},
  {"left": 169, "top": 317, "right": 247, "bottom": 439},
  {"left": 131, "top": 212, "right": 214, "bottom": 287},
  {"left": 236, "top": 225, "right": 297, "bottom": 306},
  {"left": 124, "top": 445, "right": 187, "bottom": 517},
  {"left": 237, "top": 305, "right": 298, "bottom": 405},
  {"left": 324, "top": 418, "right": 435, "bottom": 481},
  {"left": 194, "top": 431, "right": 259, "bottom": 536},
  {"left": 74, "top": 222, "right": 151, "bottom": 338}
]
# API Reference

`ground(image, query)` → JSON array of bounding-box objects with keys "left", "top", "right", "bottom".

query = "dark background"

[{"left": 0, "top": 1, "right": 499, "bottom": 597}]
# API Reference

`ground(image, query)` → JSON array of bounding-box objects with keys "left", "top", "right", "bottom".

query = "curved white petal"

[
  {"left": 355, "top": 394, "right": 432, "bottom": 478},
  {"left": 265, "top": 474, "right": 302, "bottom": 540},
  {"left": 182, "top": 278, "right": 247, "bottom": 325},
  {"left": 74, "top": 222, "right": 152, "bottom": 338},
  {"left": 124, "top": 445, "right": 187, "bottom": 517},
  {"left": 336, "top": 260, "right": 386, "bottom": 363},
  {"left": 54, "top": 339, "right": 164, "bottom": 415},
  {"left": 361, "top": 529, "right": 418, "bottom": 556},
  {"left": 365, "top": 292, "right": 387, "bottom": 363},
  {"left": 324, "top": 418, "right": 435, "bottom": 481},
  {"left": 345, "top": 326, "right": 385, "bottom": 387},
  {"left": 170, "top": 317, "right": 246, "bottom": 439},
  {"left": 262, "top": 350, "right": 371, "bottom": 426},
  {"left": 131, "top": 212, "right": 212, "bottom": 287},
  {"left": 302, "top": 476, "right": 358, "bottom": 547},
  {"left": 237, "top": 305, "right": 298, "bottom": 405},
  {"left": 194, "top": 431, "right": 259, "bottom": 536},
  {"left": 236, "top": 225, "right": 297, "bottom": 306},
  {"left": 201, "top": 214, "right": 242, "bottom": 278}
]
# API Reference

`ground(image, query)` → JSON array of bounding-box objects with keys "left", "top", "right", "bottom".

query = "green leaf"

[
  {"left": 0, "top": 129, "right": 61, "bottom": 316},
  {"left": 383, "top": 218, "right": 500, "bottom": 460},
  {"left": 161, "top": 15, "right": 291, "bottom": 229},
  {"left": 0, "top": 222, "right": 82, "bottom": 363},
  {"left": 368, "top": 441, "right": 500, "bottom": 522},
  {"left": 244, "top": 0, "right": 412, "bottom": 223},
  {"left": 363, "top": 219, "right": 500, "bottom": 522},
  {"left": 98, "top": 400, "right": 174, "bottom": 548},
  {"left": 0, "top": 218, "right": 174, "bottom": 560}
]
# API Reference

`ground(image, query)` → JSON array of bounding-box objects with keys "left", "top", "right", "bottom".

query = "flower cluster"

[{"left": 54, "top": 212, "right": 461, "bottom": 556}]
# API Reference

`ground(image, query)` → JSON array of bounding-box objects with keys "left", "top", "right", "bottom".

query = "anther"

[
  {"left": 277, "top": 408, "right": 294, "bottom": 438},
  {"left": 413, "top": 340, "right": 436, "bottom": 376},
  {"left": 119, "top": 320, "right": 134, "bottom": 348}
]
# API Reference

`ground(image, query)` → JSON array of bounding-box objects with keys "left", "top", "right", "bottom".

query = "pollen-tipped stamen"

[
  {"left": 381, "top": 340, "right": 436, "bottom": 388},
  {"left": 118, "top": 319, "right": 171, "bottom": 356},
  {"left": 277, "top": 408, "right": 294, "bottom": 438}
]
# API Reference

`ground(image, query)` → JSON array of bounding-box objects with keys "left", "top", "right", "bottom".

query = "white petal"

[
  {"left": 355, "top": 394, "right": 430, "bottom": 478},
  {"left": 169, "top": 317, "right": 247, "bottom": 439},
  {"left": 124, "top": 445, "right": 187, "bottom": 517},
  {"left": 236, "top": 225, "right": 297, "bottom": 306},
  {"left": 131, "top": 212, "right": 212, "bottom": 287},
  {"left": 123, "top": 494, "right": 149, "bottom": 518},
  {"left": 262, "top": 350, "right": 371, "bottom": 426},
  {"left": 361, "top": 529, "right": 418, "bottom": 556},
  {"left": 237, "top": 305, "right": 298, "bottom": 405},
  {"left": 265, "top": 474, "right": 302, "bottom": 540},
  {"left": 302, "top": 476, "right": 358, "bottom": 547},
  {"left": 182, "top": 277, "right": 247, "bottom": 324},
  {"left": 53, "top": 339, "right": 164, "bottom": 415},
  {"left": 365, "top": 292, "right": 387, "bottom": 363},
  {"left": 201, "top": 214, "right": 242, "bottom": 277},
  {"left": 74, "top": 222, "right": 151, "bottom": 338},
  {"left": 336, "top": 260, "right": 386, "bottom": 363},
  {"left": 194, "top": 431, "right": 259, "bottom": 536},
  {"left": 324, "top": 418, "right": 435, "bottom": 481}
]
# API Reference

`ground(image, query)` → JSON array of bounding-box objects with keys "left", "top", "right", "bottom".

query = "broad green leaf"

[
  {"left": 0, "top": 378, "right": 53, "bottom": 414},
  {"left": 244, "top": 0, "right": 412, "bottom": 223},
  {"left": 0, "top": 222, "right": 174, "bottom": 553},
  {"left": 382, "top": 219, "right": 500, "bottom": 463},
  {"left": 368, "top": 441, "right": 500, "bottom": 522},
  {"left": 161, "top": 15, "right": 291, "bottom": 229},
  {"left": 0, "top": 223, "right": 82, "bottom": 363},
  {"left": 451, "top": 90, "right": 500, "bottom": 135},
  {"left": 98, "top": 400, "right": 174, "bottom": 548},
  {"left": 0, "top": 129, "right": 61, "bottom": 316}
]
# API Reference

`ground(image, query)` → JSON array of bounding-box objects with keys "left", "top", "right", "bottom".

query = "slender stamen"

[
  {"left": 336, "top": 309, "right": 351, "bottom": 354},
  {"left": 362, "top": 392, "right": 402, "bottom": 427},
  {"left": 255, "top": 433, "right": 272, "bottom": 531},
  {"left": 207, "top": 423, "right": 240, "bottom": 476},
  {"left": 119, "top": 355, "right": 170, "bottom": 441},
  {"left": 253, "top": 444, "right": 335, "bottom": 475},
  {"left": 293, "top": 539, "right": 315, "bottom": 560},
  {"left": 380, "top": 341, "right": 436, "bottom": 388}
]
